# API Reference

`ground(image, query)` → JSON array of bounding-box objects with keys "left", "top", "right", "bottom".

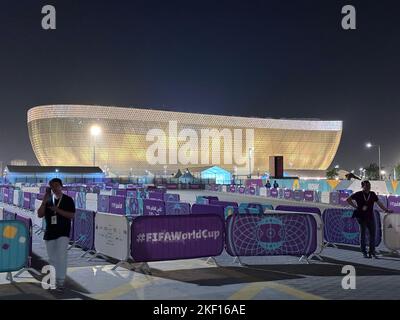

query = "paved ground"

[{"left": 1, "top": 190, "right": 400, "bottom": 300}]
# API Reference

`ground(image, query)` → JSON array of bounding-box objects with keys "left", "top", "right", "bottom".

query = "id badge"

[{"left": 51, "top": 215, "right": 57, "bottom": 225}]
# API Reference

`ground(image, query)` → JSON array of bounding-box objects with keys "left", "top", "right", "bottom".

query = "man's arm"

[
  {"left": 346, "top": 196, "right": 358, "bottom": 209},
  {"left": 376, "top": 200, "right": 393, "bottom": 213},
  {"left": 37, "top": 194, "right": 50, "bottom": 218}
]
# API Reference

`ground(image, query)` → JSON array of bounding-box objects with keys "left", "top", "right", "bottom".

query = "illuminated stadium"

[{"left": 27, "top": 105, "right": 342, "bottom": 176}]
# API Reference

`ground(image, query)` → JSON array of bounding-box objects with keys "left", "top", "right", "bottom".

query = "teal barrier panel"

[
  {"left": 239, "top": 203, "right": 274, "bottom": 214},
  {"left": 0, "top": 220, "right": 29, "bottom": 273}
]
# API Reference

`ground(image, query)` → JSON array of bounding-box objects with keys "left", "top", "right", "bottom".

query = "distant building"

[
  {"left": 4, "top": 165, "right": 105, "bottom": 184},
  {"left": 10, "top": 159, "right": 28, "bottom": 166}
]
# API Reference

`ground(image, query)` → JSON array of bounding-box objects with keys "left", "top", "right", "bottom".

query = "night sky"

[{"left": 0, "top": 0, "right": 399, "bottom": 173}]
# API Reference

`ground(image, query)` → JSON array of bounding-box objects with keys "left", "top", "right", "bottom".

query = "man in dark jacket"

[{"left": 346, "top": 180, "right": 392, "bottom": 258}]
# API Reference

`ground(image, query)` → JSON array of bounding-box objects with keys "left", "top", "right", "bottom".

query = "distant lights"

[{"left": 90, "top": 125, "right": 102, "bottom": 136}]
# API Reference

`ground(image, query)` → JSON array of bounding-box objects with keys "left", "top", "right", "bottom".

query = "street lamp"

[
  {"left": 248, "top": 147, "right": 254, "bottom": 178},
  {"left": 90, "top": 125, "right": 102, "bottom": 166},
  {"left": 366, "top": 142, "right": 381, "bottom": 180}
]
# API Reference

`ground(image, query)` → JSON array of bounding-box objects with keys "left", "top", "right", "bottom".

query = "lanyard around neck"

[
  {"left": 363, "top": 192, "right": 371, "bottom": 202},
  {"left": 53, "top": 194, "right": 63, "bottom": 208}
]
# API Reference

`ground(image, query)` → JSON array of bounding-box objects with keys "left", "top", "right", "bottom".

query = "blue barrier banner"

[
  {"left": 225, "top": 214, "right": 318, "bottom": 257},
  {"left": 166, "top": 202, "right": 191, "bottom": 215},
  {"left": 73, "top": 209, "right": 95, "bottom": 250},
  {"left": 3, "top": 210, "right": 16, "bottom": 221},
  {"left": 322, "top": 209, "right": 382, "bottom": 246},
  {"left": 275, "top": 205, "right": 321, "bottom": 216},
  {"left": 0, "top": 220, "right": 29, "bottom": 273},
  {"left": 97, "top": 195, "right": 110, "bottom": 212},
  {"left": 131, "top": 214, "right": 224, "bottom": 262},
  {"left": 195, "top": 196, "right": 209, "bottom": 205},
  {"left": 75, "top": 192, "right": 86, "bottom": 209},
  {"left": 126, "top": 197, "right": 144, "bottom": 216},
  {"left": 293, "top": 190, "right": 304, "bottom": 201},
  {"left": 143, "top": 199, "right": 166, "bottom": 216},
  {"left": 239, "top": 203, "right": 274, "bottom": 214},
  {"left": 191, "top": 204, "right": 224, "bottom": 220},
  {"left": 164, "top": 193, "right": 180, "bottom": 202},
  {"left": 330, "top": 192, "right": 340, "bottom": 205}
]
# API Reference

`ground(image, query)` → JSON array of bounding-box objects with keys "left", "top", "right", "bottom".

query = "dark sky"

[{"left": 0, "top": 0, "right": 399, "bottom": 173}]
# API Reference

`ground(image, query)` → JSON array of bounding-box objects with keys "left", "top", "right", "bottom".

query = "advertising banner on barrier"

[
  {"left": 148, "top": 192, "right": 164, "bottom": 200},
  {"left": 383, "top": 213, "right": 400, "bottom": 251},
  {"left": 293, "top": 190, "right": 304, "bottom": 201},
  {"left": 238, "top": 186, "right": 246, "bottom": 194},
  {"left": 225, "top": 213, "right": 317, "bottom": 256},
  {"left": 166, "top": 183, "right": 178, "bottom": 190},
  {"left": 144, "top": 199, "right": 166, "bottom": 216},
  {"left": 131, "top": 214, "right": 224, "bottom": 262},
  {"left": 126, "top": 197, "right": 144, "bottom": 216},
  {"left": 191, "top": 204, "right": 224, "bottom": 220},
  {"left": 304, "top": 190, "right": 314, "bottom": 202},
  {"left": 270, "top": 188, "right": 278, "bottom": 198},
  {"left": 166, "top": 202, "right": 191, "bottom": 215},
  {"left": 98, "top": 195, "right": 110, "bottom": 213},
  {"left": 248, "top": 187, "right": 256, "bottom": 196},
  {"left": 23, "top": 193, "right": 31, "bottom": 210},
  {"left": 195, "top": 196, "right": 209, "bottom": 205},
  {"left": 330, "top": 192, "right": 340, "bottom": 205},
  {"left": 116, "top": 189, "right": 127, "bottom": 197},
  {"left": 284, "top": 189, "right": 293, "bottom": 200},
  {"left": 73, "top": 209, "right": 95, "bottom": 250},
  {"left": 75, "top": 192, "right": 86, "bottom": 209},
  {"left": 339, "top": 191, "right": 351, "bottom": 207},
  {"left": 229, "top": 185, "right": 236, "bottom": 193},
  {"left": 322, "top": 209, "right": 381, "bottom": 246},
  {"left": 109, "top": 196, "right": 126, "bottom": 215},
  {"left": 209, "top": 200, "right": 238, "bottom": 207},
  {"left": 94, "top": 213, "right": 130, "bottom": 261},
  {"left": 30, "top": 193, "right": 37, "bottom": 211},
  {"left": 189, "top": 184, "right": 201, "bottom": 189},
  {"left": 387, "top": 195, "right": 400, "bottom": 213},
  {"left": 126, "top": 190, "right": 137, "bottom": 198},
  {"left": 239, "top": 203, "right": 274, "bottom": 214},
  {"left": 16, "top": 214, "right": 33, "bottom": 260},
  {"left": 0, "top": 220, "right": 29, "bottom": 273},
  {"left": 163, "top": 193, "right": 180, "bottom": 202},
  {"left": 276, "top": 205, "right": 321, "bottom": 216},
  {"left": 3, "top": 210, "right": 16, "bottom": 221}
]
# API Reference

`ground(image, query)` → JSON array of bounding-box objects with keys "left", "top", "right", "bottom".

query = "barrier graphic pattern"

[
  {"left": 225, "top": 214, "right": 317, "bottom": 257},
  {"left": 73, "top": 209, "right": 95, "bottom": 250},
  {"left": 166, "top": 202, "right": 191, "bottom": 215}
]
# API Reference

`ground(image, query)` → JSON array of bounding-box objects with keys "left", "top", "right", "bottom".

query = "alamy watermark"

[{"left": 341, "top": 265, "right": 356, "bottom": 290}]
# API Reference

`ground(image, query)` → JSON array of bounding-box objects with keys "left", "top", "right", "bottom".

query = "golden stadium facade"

[{"left": 27, "top": 105, "right": 342, "bottom": 175}]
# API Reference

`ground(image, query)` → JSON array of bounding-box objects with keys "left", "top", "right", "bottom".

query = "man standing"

[
  {"left": 38, "top": 178, "right": 75, "bottom": 292},
  {"left": 346, "top": 180, "right": 392, "bottom": 258}
]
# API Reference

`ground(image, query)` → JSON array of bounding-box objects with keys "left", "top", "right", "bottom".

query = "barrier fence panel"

[
  {"left": 131, "top": 214, "right": 224, "bottom": 262},
  {"left": 143, "top": 199, "right": 166, "bottom": 216},
  {"left": 15, "top": 215, "right": 33, "bottom": 265},
  {"left": 329, "top": 192, "right": 340, "bottom": 205},
  {"left": 339, "top": 191, "right": 351, "bottom": 207},
  {"left": 322, "top": 209, "right": 382, "bottom": 246},
  {"left": 148, "top": 192, "right": 164, "bottom": 200},
  {"left": 225, "top": 213, "right": 318, "bottom": 257},
  {"left": 195, "top": 196, "right": 209, "bottom": 205},
  {"left": 284, "top": 189, "right": 293, "bottom": 200},
  {"left": 0, "top": 220, "right": 29, "bottom": 273},
  {"left": 191, "top": 204, "right": 225, "bottom": 220},
  {"left": 387, "top": 195, "right": 400, "bottom": 213},
  {"left": 98, "top": 195, "right": 110, "bottom": 213},
  {"left": 0, "top": 207, "right": 3, "bottom": 220},
  {"left": 109, "top": 196, "right": 126, "bottom": 215},
  {"left": 73, "top": 209, "right": 96, "bottom": 250},
  {"left": 304, "top": 190, "right": 314, "bottom": 202},
  {"left": 238, "top": 203, "right": 274, "bottom": 214},
  {"left": 30, "top": 193, "right": 37, "bottom": 211},
  {"left": 163, "top": 193, "right": 180, "bottom": 203},
  {"left": 23, "top": 193, "right": 31, "bottom": 210},
  {"left": 270, "top": 188, "right": 278, "bottom": 198},
  {"left": 126, "top": 197, "right": 144, "bottom": 216},
  {"left": 165, "top": 202, "right": 191, "bottom": 215},
  {"left": 275, "top": 205, "right": 321, "bottom": 216},
  {"left": 94, "top": 212, "right": 130, "bottom": 261},
  {"left": 4, "top": 210, "right": 16, "bottom": 221},
  {"left": 383, "top": 213, "right": 400, "bottom": 251},
  {"left": 375, "top": 195, "right": 388, "bottom": 212},
  {"left": 293, "top": 190, "right": 304, "bottom": 201}
]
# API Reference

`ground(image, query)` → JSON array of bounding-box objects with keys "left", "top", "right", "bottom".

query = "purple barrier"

[
  {"left": 278, "top": 188, "right": 284, "bottom": 199},
  {"left": 143, "top": 199, "right": 166, "bottom": 216},
  {"left": 3, "top": 210, "right": 16, "bottom": 220},
  {"left": 209, "top": 200, "right": 238, "bottom": 207},
  {"left": 166, "top": 183, "right": 178, "bottom": 189},
  {"left": 270, "top": 188, "right": 279, "bottom": 198},
  {"left": 67, "top": 191, "right": 77, "bottom": 200},
  {"left": 189, "top": 184, "right": 201, "bottom": 189},
  {"left": 23, "top": 193, "right": 31, "bottom": 210},
  {"left": 16, "top": 215, "right": 33, "bottom": 265},
  {"left": 127, "top": 190, "right": 137, "bottom": 198},
  {"left": 374, "top": 195, "right": 388, "bottom": 212},
  {"left": 73, "top": 209, "right": 95, "bottom": 250},
  {"left": 116, "top": 189, "right": 127, "bottom": 197},
  {"left": 3, "top": 189, "right": 9, "bottom": 204},
  {"left": 329, "top": 192, "right": 340, "bottom": 205},
  {"left": 131, "top": 214, "right": 224, "bottom": 262},
  {"left": 30, "top": 193, "right": 37, "bottom": 211},
  {"left": 166, "top": 202, "right": 191, "bottom": 215},
  {"left": 225, "top": 214, "right": 318, "bottom": 256},
  {"left": 191, "top": 204, "right": 225, "bottom": 220},
  {"left": 304, "top": 191, "right": 314, "bottom": 202},
  {"left": 163, "top": 193, "right": 180, "bottom": 202},
  {"left": 339, "top": 191, "right": 351, "bottom": 207},
  {"left": 322, "top": 209, "right": 381, "bottom": 246},
  {"left": 97, "top": 195, "right": 110, "bottom": 212},
  {"left": 228, "top": 185, "right": 236, "bottom": 193},
  {"left": 387, "top": 195, "right": 400, "bottom": 213},
  {"left": 248, "top": 187, "right": 256, "bottom": 196},
  {"left": 148, "top": 192, "right": 164, "bottom": 201},
  {"left": 8, "top": 189, "right": 13, "bottom": 204},
  {"left": 40, "top": 186, "right": 47, "bottom": 194},
  {"left": 109, "top": 196, "right": 126, "bottom": 215},
  {"left": 238, "top": 186, "right": 246, "bottom": 194},
  {"left": 203, "top": 196, "right": 219, "bottom": 202},
  {"left": 275, "top": 205, "right": 321, "bottom": 216},
  {"left": 37, "top": 193, "right": 44, "bottom": 201},
  {"left": 293, "top": 190, "right": 304, "bottom": 201}
]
